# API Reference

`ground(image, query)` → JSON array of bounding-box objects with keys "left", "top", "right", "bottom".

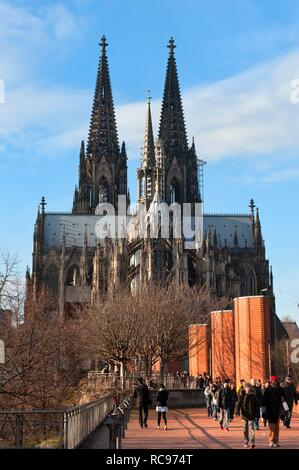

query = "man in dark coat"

[
  {"left": 236, "top": 383, "right": 260, "bottom": 448},
  {"left": 280, "top": 375, "right": 298, "bottom": 428},
  {"left": 217, "top": 380, "right": 233, "bottom": 430},
  {"left": 133, "top": 377, "right": 150, "bottom": 428},
  {"left": 262, "top": 376, "right": 285, "bottom": 447},
  {"left": 250, "top": 378, "right": 263, "bottom": 429}
]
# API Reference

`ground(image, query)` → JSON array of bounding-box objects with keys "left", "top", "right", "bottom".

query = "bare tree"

[
  {"left": 0, "top": 291, "right": 84, "bottom": 410},
  {"left": 77, "top": 288, "right": 144, "bottom": 384},
  {"left": 77, "top": 283, "right": 229, "bottom": 381}
]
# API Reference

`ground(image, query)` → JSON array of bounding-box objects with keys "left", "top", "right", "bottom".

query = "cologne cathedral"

[{"left": 27, "top": 36, "right": 274, "bottom": 318}]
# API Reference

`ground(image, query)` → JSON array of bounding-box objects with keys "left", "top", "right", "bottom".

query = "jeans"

[
  {"left": 138, "top": 404, "right": 148, "bottom": 427},
  {"left": 243, "top": 419, "right": 255, "bottom": 444},
  {"left": 219, "top": 408, "right": 230, "bottom": 428},
  {"left": 212, "top": 404, "right": 218, "bottom": 419},
  {"left": 284, "top": 408, "right": 293, "bottom": 427}
]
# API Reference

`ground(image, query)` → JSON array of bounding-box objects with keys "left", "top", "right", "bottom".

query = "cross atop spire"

[
  {"left": 167, "top": 36, "right": 176, "bottom": 55},
  {"left": 100, "top": 34, "right": 108, "bottom": 51},
  {"left": 40, "top": 196, "right": 47, "bottom": 214},
  {"left": 249, "top": 198, "right": 255, "bottom": 224}
]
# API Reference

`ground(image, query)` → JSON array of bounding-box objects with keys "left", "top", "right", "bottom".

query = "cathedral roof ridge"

[
  {"left": 204, "top": 212, "right": 251, "bottom": 217},
  {"left": 45, "top": 211, "right": 73, "bottom": 215}
]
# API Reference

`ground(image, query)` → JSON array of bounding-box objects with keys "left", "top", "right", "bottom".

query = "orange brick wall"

[
  {"left": 234, "top": 296, "right": 271, "bottom": 385},
  {"left": 188, "top": 324, "right": 209, "bottom": 376},
  {"left": 211, "top": 310, "right": 235, "bottom": 382}
]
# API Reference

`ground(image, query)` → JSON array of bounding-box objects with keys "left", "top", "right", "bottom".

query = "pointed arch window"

[
  {"left": 44, "top": 264, "right": 59, "bottom": 293},
  {"left": 67, "top": 265, "right": 80, "bottom": 286},
  {"left": 99, "top": 176, "right": 109, "bottom": 203}
]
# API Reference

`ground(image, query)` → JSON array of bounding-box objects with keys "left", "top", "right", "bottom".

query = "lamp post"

[{"left": 261, "top": 288, "right": 278, "bottom": 374}]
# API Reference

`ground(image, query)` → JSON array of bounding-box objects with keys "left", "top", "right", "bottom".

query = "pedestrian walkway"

[{"left": 122, "top": 408, "right": 299, "bottom": 449}]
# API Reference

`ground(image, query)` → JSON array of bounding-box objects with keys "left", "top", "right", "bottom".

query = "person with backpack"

[
  {"left": 156, "top": 384, "right": 168, "bottom": 430},
  {"left": 236, "top": 383, "right": 260, "bottom": 448}
]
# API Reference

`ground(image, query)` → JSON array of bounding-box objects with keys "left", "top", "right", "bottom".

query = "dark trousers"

[
  {"left": 284, "top": 406, "right": 293, "bottom": 427},
  {"left": 138, "top": 404, "right": 148, "bottom": 426},
  {"left": 157, "top": 412, "right": 167, "bottom": 426}
]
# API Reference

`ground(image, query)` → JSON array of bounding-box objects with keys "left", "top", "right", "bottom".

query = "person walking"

[
  {"left": 262, "top": 376, "right": 285, "bottom": 447},
  {"left": 280, "top": 375, "right": 298, "bottom": 428},
  {"left": 156, "top": 384, "right": 168, "bottom": 430},
  {"left": 210, "top": 383, "right": 219, "bottom": 420},
  {"left": 204, "top": 380, "right": 214, "bottom": 417},
  {"left": 217, "top": 380, "right": 233, "bottom": 431},
  {"left": 261, "top": 380, "right": 270, "bottom": 428},
  {"left": 236, "top": 383, "right": 260, "bottom": 449},
  {"left": 133, "top": 377, "right": 151, "bottom": 428},
  {"left": 229, "top": 382, "right": 238, "bottom": 422},
  {"left": 250, "top": 378, "right": 262, "bottom": 430}
]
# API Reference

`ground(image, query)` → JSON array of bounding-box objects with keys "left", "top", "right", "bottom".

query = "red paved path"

[{"left": 122, "top": 408, "right": 299, "bottom": 449}]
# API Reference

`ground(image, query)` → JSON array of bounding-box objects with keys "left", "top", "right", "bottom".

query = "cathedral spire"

[
  {"left": 79, "top": 140, "right": 86, "bottom": 185},
  {"left": 158, "top": 37, "right": 188, "bottom": 157},
  {"left": 142, "top": 91, "right": 155, "bottom": 169},
  {"left": 254, "top": 207, "right": 263, "bottom": 246},
  {"left": 87, "top": 35, "right": 119, "bottom": 157}
]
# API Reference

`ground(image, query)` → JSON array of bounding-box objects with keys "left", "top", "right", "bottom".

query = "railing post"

[
  {"left": 60, "top": 412, "right": 65, "bottom": 449},
  {"left": 15, "top": 414, "right": 23, "bottom": 449},
  {"left": 63, "top": 412, "right": 68, "bottom": 449}
]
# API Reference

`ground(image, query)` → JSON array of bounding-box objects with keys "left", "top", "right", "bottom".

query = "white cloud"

[
  {"left": 183, "top": 50, "right": 299, "bottom": 161},
  {"left": 117, "top": 49, "right": 299, "bottom": 166},
  {"left": 0, "top": 1, "right": 83, "bottom": 83},
  {"left": 261, "top": 168, "right": 299, "bottom": 183},
  {"left": 1, "top": 2, "right": 299, "bottom": 176}
]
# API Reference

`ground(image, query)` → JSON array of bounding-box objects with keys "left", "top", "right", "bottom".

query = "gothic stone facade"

[{"left": 27, "top": 37, "right": 273, "bottom": 318}]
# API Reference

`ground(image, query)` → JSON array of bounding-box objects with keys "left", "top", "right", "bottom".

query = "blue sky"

[{"left": 0, "top": 0, "right": 299, "bottom": 321}]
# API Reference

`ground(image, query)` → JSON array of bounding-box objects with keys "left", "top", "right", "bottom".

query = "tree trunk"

[{"left": 120, "top": 361, "right": 125, "bottom": 390}]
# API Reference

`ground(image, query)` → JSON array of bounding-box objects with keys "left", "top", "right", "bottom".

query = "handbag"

[{"left": 282, "top": 400, "right": 289, "bottom": 412}]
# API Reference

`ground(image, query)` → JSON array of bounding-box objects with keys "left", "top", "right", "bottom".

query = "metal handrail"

[{"left": 0, "top": 393, "right": 115, "bottom": 449}]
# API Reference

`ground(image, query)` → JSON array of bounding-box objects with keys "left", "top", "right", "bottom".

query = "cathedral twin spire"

[
  {"left": 159, "top": 37, "right": 188, "bottom": 157},
  {"left": 73, "top": 35, "right": 195, "bottom": 214},
  {"left": 87, "top": 35, "right": 119, "bottom": 158}
]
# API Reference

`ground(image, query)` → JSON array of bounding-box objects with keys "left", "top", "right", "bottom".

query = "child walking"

[{"left": 156, "top": 384, "right": 168, "bottom": 430}]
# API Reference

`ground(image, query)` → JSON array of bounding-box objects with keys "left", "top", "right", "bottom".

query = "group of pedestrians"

[
  {"left": 204, "top": 374, "right": 298, "bottom": 448},
  {"left": 133, "top": 373, "right": 298, "bottom": 448}
]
